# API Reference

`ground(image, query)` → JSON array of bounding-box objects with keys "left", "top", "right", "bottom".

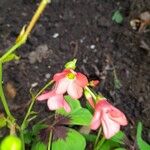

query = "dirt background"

[{"left": 0, "top": 0, "right": 150, "bottom": 147}]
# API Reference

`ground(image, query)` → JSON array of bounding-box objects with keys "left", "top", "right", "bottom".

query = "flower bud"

[
  {"left": 89, "top": 80, "right": 99, "bottom": 87},
  {"left": 65, "top": 59, "right": 77, "bottom": 70},
  {"left": 84, "top": 90, "right": 95, "bottom": 108}
]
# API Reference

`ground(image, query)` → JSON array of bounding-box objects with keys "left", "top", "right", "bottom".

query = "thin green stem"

[
  {"left": 0, "top": 1, "right": 51, "bottom": 149},
  {"left": 0, "top": 0, "right": 51, "bottom": 63},
  {"left": 37, "top": 114, "right": 55, "bottom": 124},
  {"left": 94, "top": 127, "right": 102, "bottom": 147},
  {"left": 0, "top": 41, "right": 22, "bottom": 62},
  {"left": 94, "top": 136, "right": 105, "bottom": 150},
  {"left": 85, "top": 86, "right": 97, "bottom": 100},
  {"left": 35, "top": 80, "right": 54, "bottom": 99},
  {"left": 48, "top": 130, "right": 53, "bottom": 150},
  {"left": 20, "top": 80, "right": 54, "bottom": 150},
  {"left": 24, "top": 0, "right": 51, "bottom": 38},
  {"left": 0, "top": 62, "right": 14, "bottom": 121},
  {"left": 20, "top": 132, "right": 25, "bottom": 150},
  {"left": 21, "top": 80, "right": 54, "bottom": 130}
]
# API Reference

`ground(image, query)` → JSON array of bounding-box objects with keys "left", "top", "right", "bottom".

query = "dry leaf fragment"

[
  {"left": 5, "top": 82, "right": 17, "bottom": 100},
  {"left": 130, "top": 11, "right": 150, "bottom": 32}
]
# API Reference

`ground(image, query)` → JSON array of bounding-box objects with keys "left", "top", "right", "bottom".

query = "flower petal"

[
  {"left": 67, "top": 81, "right": 83, "bottom": 99},
  {"left": 90, "top": 111, "right": 101, "bottom": 130},
  {"left": 37, "top": 91, "right": 53, "bottom": 101},
  {"left": 53, "top": 69, "right": 70, "bottom": 81},
  {"left": 55, "top": 78, "right": 70, "bottom": 94},
  {"left": 102, "top": 114, "right": 120, "bottom": 139},
  {"left": 109, "top": 107, "right": 128, "bottom": 126},
  {"left": 76, "top": 73, "right": 88, "bottom": 87},
  {"left": 47, "top": 94, "right": 64, "bottom": 110}
]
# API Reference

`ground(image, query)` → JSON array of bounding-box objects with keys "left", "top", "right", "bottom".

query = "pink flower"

[
  {"left": 37, "top": 90, "right": 71, "bottom": 112},
  {"left": 53, "top": 69, "right": 88, "bottom": 99},
  {"left": 90, "top": 99, "right": 128, "bottom": 139}
]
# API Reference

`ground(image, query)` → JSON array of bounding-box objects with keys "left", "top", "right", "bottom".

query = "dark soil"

[{"left": 0, "top": 0, "right": 150, "bottom": 148}]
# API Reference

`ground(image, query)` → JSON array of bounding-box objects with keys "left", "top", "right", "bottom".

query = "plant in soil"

[{"left": 0, "top": 0, "right": 149, "bottom": 150}]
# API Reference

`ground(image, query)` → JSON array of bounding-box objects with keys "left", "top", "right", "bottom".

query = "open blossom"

[
  {"left": 37, "top": 90, "right": 71, "bottom": 112},
  {"left": 53, "top": 69, "right": 88, "bottom": 99},
  {"left": 91, "top": 99, "right": 128, "bottom": 139}
]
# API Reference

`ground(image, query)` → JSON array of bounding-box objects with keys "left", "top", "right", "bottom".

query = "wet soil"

[{"left": 0, "top": 0, "right": 150, "bottom": 148}]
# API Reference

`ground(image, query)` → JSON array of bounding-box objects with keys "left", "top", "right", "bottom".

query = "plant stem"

[
  {"left": 94, "top": 136, "right": 105, "bottom": 150},
  {"left": 0, "top": 62, "right": 14, "bottom": 121},
  {"left": 20, "top": 80, "right": 54, "bottom": 150},
  {"left": 0, "top": 1, "right": 51, "bottom": 149},
  {"left": 20, "top": 132, "right": 25, "bottom": 150},
  {"left": 0, "top": 0, "right": 51, "bottom": 62},
  {"left": 0, "top": 42, "right": 23, "bottom": 62},
  {"left": 37, "top": 114, "right": 55, "bottom": 124},
  {"left": 48, "top": 130, "right": 53, "bottom": 150},
  {"left": 85, "top": 86, "right": 97, "bottom": 100},
  {"left": 21, "top": 80, "right": 54, "bottom": 130},
  {"left": 0, "top": 0, "right": 51, "bottom": 117},
  {"left": 25, "top": 0, "right": 51, "bottom": 38},
  {"left": 94, "top": 127, "right": 102, "bottom": 147}
]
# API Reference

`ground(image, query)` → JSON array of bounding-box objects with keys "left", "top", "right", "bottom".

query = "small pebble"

[
  {"left": 48, "top": 65, "right": 51, "bottom": 69},
  {"left": 31, "top": 82, "right": 38, "bottom": 88},
  {"left": 80, "top": 39, "right": 84, "bottom": 43},
  {"left": 45, "top": 73, "right": 51, "bottom": 79},
  {"left": 80, "top": 37, "right": 86, "bottom": 43},
  {"left": 52, "top": 33, "right": 59, "bottom": 38},
  {"left": 90, "top": 45, "right": 96, "bottom": 49}
]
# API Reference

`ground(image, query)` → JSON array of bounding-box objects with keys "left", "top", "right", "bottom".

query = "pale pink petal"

[
  {"left": 102, "top": 114, "right": 120, "bottom": 139},
  {"left": 75, "top": 73, "right": 88, "bottom": 87},
  {"left": 53, "top": 70, "right": 70, "bottom": 81},
  {"left": 63, "top": 100, "right": 71, "bottom": 112},
  {"left": 109, "top": 107, "right": 128, "bottom": 126},
  {"left": 55, "top": 78, "right": 70, "bottom": 94},
  {"left": 90, "top": 111, "right": 101, "bottom": 130},
  {"left": 67, "top": 81, "right": 83, "bottom": 99},
  {"left": 37, "top": 91, "right": 54, "bottom": 101},
  {"left": 95, "top": 99, "right": 108, "bottom": 110},
  {"left": 47, "top": 95, "right": 64, "bottom": 110}
]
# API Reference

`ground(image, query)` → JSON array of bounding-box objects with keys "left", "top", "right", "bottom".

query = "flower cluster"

[
  {"left": 37, "top": 67, "right": 88, "bottom": 112},
  {"left": 37, "top": 59, "right": 127, "bottom": 139}
]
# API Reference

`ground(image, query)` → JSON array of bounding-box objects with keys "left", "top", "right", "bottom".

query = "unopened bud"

[
  {"left": 84, "top": 90, "right": 95, "bottom": 108},
  {"left": 65, "top": 59, "right": 77, "bottom": 70},
  {"left": 89, "top": 80, "right": 99, "bottom": 87}
]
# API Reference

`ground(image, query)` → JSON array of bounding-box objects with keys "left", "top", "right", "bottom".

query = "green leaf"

[
  {"left": 24, "top": 124, "right": 48, "bottom": 145},
  {"left": 2, "top": 53, "right": 20, "bottom": 63},
  {"left": 31, "top": 141, "right": 47, "bottom": 150},
  {"left": 32, "top": 123, "right": 48, "bottom": 135},
  {"left": 96, "top": 140, "right": 120, "bottom": 150},
  {"left": 82, "top": 133, "right": 97, "bottom": 142},
  {"left": 96, "top": 131, "right": 126, "bottom": 150},
  {"left": 136, "top": 122, "right": 150, "bottom": 150},
  {"left": 52, "top": 128, "right": 86, "bottom": 150},
  {"left": 112, "top": 10, "right": 124, "bottom": 24},
  {"left": 57, "top": 96, "right": 92, "bottom": 126},
  {"left": 111, "top": 131, "right": 126, "bottom": 145},
  {"left": 23, "top": 130, "right": 33, "bottom": 144},
  {"left": 0, "top": 114, "right": 6, "bottom": 128}
]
